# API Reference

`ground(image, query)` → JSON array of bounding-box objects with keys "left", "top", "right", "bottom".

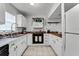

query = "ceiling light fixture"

[{"left": 30, "top": 3, "right": 34, "bottom": 5}]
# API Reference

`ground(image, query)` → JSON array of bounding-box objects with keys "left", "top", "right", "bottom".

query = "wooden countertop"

[
  {"left": 0, "top": 31, "right": 62, "bottom": 38},
  {"left": 25, "top": 32, "right": 62, "bottom": 38},
  {"left": 47, "top": 32, "right": 62, "bottom": 38}
]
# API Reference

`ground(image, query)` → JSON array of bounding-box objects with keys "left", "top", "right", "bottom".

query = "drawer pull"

[{"left": 11, "top": 43, "right": 15, "bottom": 46}]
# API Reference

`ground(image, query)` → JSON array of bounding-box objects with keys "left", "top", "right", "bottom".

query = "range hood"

[{"left": 32, "top": 18, "right": 44, "bottom": 28}]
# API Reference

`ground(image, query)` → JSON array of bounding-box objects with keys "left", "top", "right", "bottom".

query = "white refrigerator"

[{"left": 64, "top": 4, "right": 79, "bottom": 56}]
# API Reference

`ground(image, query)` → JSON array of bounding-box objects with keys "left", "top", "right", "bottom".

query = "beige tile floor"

[{"left": 23, "top": 46, "right": 56, "bottom": 56}]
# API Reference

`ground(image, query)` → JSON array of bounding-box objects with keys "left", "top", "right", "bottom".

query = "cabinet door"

[
  {"left": 17, "top": 15, "right": 22, "bottom": 27},
  {"left": 9, "top": 45, "right": 17, "bottom": 56},
  {"left": 27, "top": 34, "right": 32, "bottom": 45},
  {"left": 16, "top": 39, "right": 26, "bottom": 56},
  {"left": 17, "top": 15, "right": 26, "bottom": 27},
  {"left": 22, "top": 40, "right": 26, "bottom": 50},
  {"left": 17, "top": 43, "right": 22, "bottom": 56},
  {"left": 16, "top": 35, "right": 27, "bottom": 56},
  {"left": 9, "top": 40, "right": 17, "bottom": 56},
  {"left": 44, "top": 34, "right": 49, "bottom": 45},
  {"left": 25, "top": 35, "right": 28, "bottom": 45},
  {"left": 55, "top": 42, "right": 62, "bottom": 56},
  {"left": 45, "top": 39, "right": 49, "bottom": 45},
  {"left": 49, "top": 35, "right": 55, "bottom": 46},
  {"left": 0, "top": 4, "right": 5, "bottom": 24},
  {"left": 22, "top": 16, "right": 26, "bottom": 27},
  {"left": 21, "top": 16, "right": 25, "bottom": 27},
  {"left": 22, "top": 35, "right": 27, "bottom": 45},
  {"left": 50, "top": 38, "right": 56, "bottom": 50}
]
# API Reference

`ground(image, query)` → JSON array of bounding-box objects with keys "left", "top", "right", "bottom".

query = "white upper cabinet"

[
  {"left": 0, "top": 4, "right": 5, "bottom": 24},
  {"left": 16, "top": 14, "right": 26, "bottom": 27}
]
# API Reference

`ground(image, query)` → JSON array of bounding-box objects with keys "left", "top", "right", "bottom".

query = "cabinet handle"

[
  {"left": 14, "top": 46, "right": 17, "bottom": 51},
  {"left": 14, "top": 47, "right": 16, "bottom": 51},
  {"left": 11, "top": 43, "right": 15, "bottom": 46}
]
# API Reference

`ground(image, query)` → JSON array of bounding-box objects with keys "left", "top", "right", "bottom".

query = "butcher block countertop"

[
  {"left": 0, "top": 31, "right": 62, "bottom": 47},
  {"left": 0, "top": 31, "right": 62, "bottom": 38},
  {"left": 47, "top": 32, "right": 62, "bottom": 38},
  {"left": 25, "top": 32, "right": 62, "bottom": 38}
]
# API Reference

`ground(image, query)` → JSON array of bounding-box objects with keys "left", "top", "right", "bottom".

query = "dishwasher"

[{"left": 0, "top": 44, "right": 9, "bottom": 56}]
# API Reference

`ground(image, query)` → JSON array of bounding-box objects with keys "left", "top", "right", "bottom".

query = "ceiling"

[
  {"left": 64, "top": 3, "right": 78, "bottom": 12},
  {"left": 49, "top": 3, "right": 78, "bottom": 20},
  {"left": 12, "top": 3, "right": 55, "bottom": 17},
  {"left": 11, "top": 3, "right": 78, "bottom": 20},
  {"left": 49, "top": 4, "right": 61, "bottom": 19}
]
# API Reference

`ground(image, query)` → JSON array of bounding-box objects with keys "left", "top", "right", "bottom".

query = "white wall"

[
  {"left": 0, "top": 4, "right": 5, "bottom": 24},
  {"left": 0, "top": 3, "right": 24, "bottom": 33},
  {"left": 5, "top": 4, "right": 20, "bottom": 16}
]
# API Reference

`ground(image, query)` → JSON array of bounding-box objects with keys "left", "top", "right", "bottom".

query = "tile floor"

[{"left": 23, "top": 46, "right": 56, "bottom": 56}]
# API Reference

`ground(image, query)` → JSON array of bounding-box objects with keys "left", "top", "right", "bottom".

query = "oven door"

[
  {"left": 0, "top": 44, "right": 9, "bottom": 56},
  {"left": 33, "top": 33, "right": 43, "bottom": 44}
]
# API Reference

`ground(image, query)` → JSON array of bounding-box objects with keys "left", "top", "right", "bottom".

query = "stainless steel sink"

[
  {"left": 0, "top": 35, "right": 22, "bottom": 39},
  {"left": 6, "top": 35, "right": 22, "bottom": 38},
  {"left": 0, "top": 34, "right": 24, "bottom": 39}
]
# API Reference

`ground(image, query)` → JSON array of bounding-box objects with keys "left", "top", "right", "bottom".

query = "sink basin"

[
  {"left": 7, "top": 35, "right": 22, "bottom": 38},
  {"left": 0, "top": 34, "right": 24, "bottom": 39}
]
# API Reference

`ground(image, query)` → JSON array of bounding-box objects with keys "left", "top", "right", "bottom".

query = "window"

[{"left": 0, "top": 12, "right": 16, "bottom": 32}]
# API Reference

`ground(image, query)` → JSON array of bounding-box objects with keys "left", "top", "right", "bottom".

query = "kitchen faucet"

[{"left": 11, "top": 23, "right": 18, "bottom": 37}]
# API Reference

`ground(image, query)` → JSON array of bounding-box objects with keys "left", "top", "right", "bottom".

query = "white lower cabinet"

[
  {"left": 9, "top": 44, "right": 17, "bottom": 56},
  {"left": 44, "top": 34, "right": 62, "bottom": 56},
  {"left": 44, "top": 39, "right": 49, "bottom": 45},
  {"left": 9, "top": 39, "right": 17, "bottom": 56},
  {"left": 44, "top": 34, "right": 50, "bottom": 45},
  {"left": 27, "top": 34, "right": 32, "bottom": 45},
  {"left": 17, "top": 42, "right": 22, "bottom": 56},
  {"left": 9, "top": 35, "right": 27, "bottom": 56}
]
